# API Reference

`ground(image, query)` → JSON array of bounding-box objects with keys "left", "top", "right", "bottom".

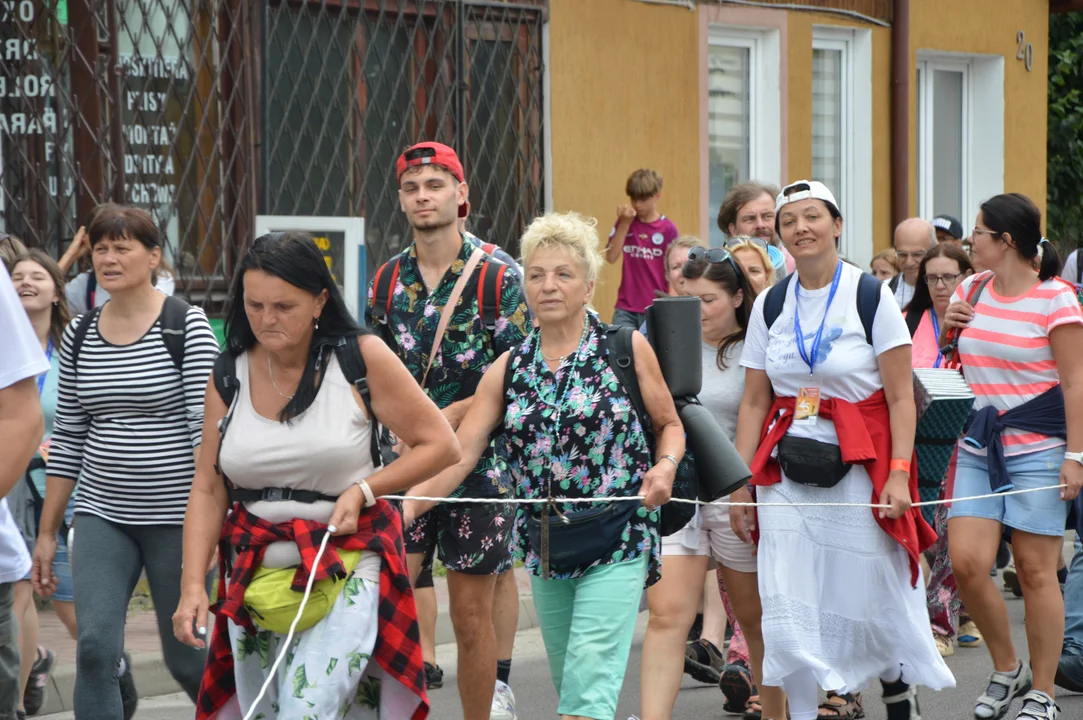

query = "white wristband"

[{"left": 356, "top": 479, "right": 376, "bottom": 508}]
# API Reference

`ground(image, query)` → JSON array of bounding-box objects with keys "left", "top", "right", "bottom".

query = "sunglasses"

[
  {"left": 687, "top": 246, "right": 745, "bottom": 281},
  {"left": 725, "top": 237, "right": 770, "bottom": 253}
]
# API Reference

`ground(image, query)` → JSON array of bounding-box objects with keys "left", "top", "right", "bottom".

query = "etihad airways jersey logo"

[{"left": 624, "top": 244, "right": 664, "bottom": 259}]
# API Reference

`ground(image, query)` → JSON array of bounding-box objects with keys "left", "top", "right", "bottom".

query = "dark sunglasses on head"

[
  {"left": 724, "top": 236, "right": 770, "bottom": 252},
  {"left": 687, "top": 246, "right": 745, "bottom": 281}
]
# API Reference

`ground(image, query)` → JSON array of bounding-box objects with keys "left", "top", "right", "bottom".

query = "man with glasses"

[{"left": 889, "top": 218, "right": 937, "bottom": 308}]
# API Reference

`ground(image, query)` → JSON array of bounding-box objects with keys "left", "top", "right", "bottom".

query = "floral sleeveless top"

[{"left": 502, "top": 311, "right": 660, "bottom": 584}]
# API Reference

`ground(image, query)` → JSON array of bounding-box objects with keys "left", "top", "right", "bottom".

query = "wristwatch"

[{"left": 1065, "top": 451, "right": 1083, "bottom": 466}]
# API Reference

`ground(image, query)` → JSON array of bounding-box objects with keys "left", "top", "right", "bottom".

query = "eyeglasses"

[
  {"left": 725, "top": 237, "right": 770, "bottom": 252},
  {"left": 895, "top": 250, "right": 927, "bottom": 262},
  {"left": 971, "top": 227, "right": 1002, "bottom": 239},
  {"left": 925, "top": 273, "right": 962, "bottom": 288},
  {"left": 687, "top": 246, "right": 745, "bottom": 281}
]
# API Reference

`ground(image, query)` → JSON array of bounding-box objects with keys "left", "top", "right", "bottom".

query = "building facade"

[{"left": 0, "top": 0, "right": 1061, "bottom": 318}]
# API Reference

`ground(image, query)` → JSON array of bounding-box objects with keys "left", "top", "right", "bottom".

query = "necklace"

[
  {"left": 267, "top": 353, "right": 295, "bottom": 400},
  {"left": 541, "top": 353, "right": 567, "bottom": 363}
]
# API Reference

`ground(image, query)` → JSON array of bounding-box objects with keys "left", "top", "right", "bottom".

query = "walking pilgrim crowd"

[{"left": 1, "top": 141, "right": 1082, "bottom": 720}]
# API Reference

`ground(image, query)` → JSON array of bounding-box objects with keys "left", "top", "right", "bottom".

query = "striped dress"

[
  {"left": 954, "top": 270, "right": 1083, "bottom": 458},
  {"left": 47, "top": 305, "right": 219, "bottom": 525}
]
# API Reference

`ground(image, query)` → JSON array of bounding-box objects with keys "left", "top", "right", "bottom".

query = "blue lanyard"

[
  {"left": 37, "top": 338, "right": 53, "bottom": 396},
  {"left": 929, "top": 310, "right": 942, "bottom": 368},
  {"left": 793, "top": 261, "right": 843, "bottom": 376}
]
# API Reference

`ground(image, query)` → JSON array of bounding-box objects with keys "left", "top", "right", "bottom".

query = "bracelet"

[
  {"left": 356, "top": 479, "right": 376, "bottom": 508},
  {"left": 660, "top": 454, "right": 680, "bottom": 469},
  {"left": 889, "top": 458, "right": 911, "bottom": 474}
]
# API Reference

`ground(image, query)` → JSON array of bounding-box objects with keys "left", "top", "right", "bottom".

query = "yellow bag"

[{"left": 243, "top": 549, "right": 363, "bottom": 635}]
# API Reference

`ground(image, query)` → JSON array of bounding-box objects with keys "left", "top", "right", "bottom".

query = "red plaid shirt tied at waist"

[{"left": 196, "top": 500, "right": 428, "bottom": 719}]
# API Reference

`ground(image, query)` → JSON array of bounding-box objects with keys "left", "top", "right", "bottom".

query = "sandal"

[
  {"left": 819, "top": 691, "right": 865, "bottom": 718},
  {"left": 1014, "top": 690, "right": 1060, "bottom": 719},
  {"left": 882, "top": 680, "right": 920, "bottom": 720},
  {"left": 741, "top": 695, "right": 763, "bottom": 719},
  {"left": 975, "top": 662, "right": 1032, "bottom": 720},
  {"left": 720, "top": 659, "right": 756, "bottom": 713}
]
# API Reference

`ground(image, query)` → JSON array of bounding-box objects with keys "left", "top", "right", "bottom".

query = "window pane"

[
  {"left": 708, "top": 44, "right": 750, "bottom": 247},
  {"left": 811, "top": 48, "right": 842, "bottom": 195},
  {"left": 932, "top": 69, "right": 964, "bottom": 220}
]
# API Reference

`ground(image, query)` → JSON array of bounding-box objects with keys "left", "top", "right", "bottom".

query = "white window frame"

[
  {"left": 707, "top": 24, "right": 781, "bottom": 190},
  {"left": 812, "top": 25, "right": 873, "bottom": 268},
  {"left": 916, "top": 52, "right": 1004, "bottom": 227}
]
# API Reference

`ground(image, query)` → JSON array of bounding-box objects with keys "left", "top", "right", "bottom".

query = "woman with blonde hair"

[
  {"left": 725, "top": 237, "right": 777, "bottom": 296},
  {"left": 403, "top": 212, "right": 684, "bottom": 720}
]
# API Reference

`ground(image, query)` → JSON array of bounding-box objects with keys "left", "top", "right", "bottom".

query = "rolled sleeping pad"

[
  {"left": 679, "top": 400, "right": 751, "bottom": 501},
  {"left": 645, "top": 296, "right": 702, "bottom": 398}
]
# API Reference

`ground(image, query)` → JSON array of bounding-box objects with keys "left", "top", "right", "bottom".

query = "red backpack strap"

[
  {"left": 370, "top": 258, "right": 401, "bottom": 324},
  {"left": 477, "top": 260, "right": 507, "bottom": 332}
]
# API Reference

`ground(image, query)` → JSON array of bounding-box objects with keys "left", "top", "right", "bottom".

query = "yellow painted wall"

[
  {"left": 784, "top": 12, "right": 894, "bottom": 252},
  {"left": 908, "top": 0, "right": 1049, "bottom": 220},
  {"left": 547, "top": 0, "right": 700, "bottom": 321}
]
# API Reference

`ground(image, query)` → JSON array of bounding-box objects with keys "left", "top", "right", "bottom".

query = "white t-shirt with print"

[
  {"left": 0, "top": 263, "right": 48, "bottom": 583},
  {"left": 741, "top": 262, "right": 912, "bottom": 447}
]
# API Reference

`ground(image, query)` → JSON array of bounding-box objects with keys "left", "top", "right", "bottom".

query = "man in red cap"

[{"left": 370, "top": 142, "right": 531, "bottom": 720}]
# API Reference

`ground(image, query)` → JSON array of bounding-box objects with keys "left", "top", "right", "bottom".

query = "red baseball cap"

[{"left": 396, "top": 142, "right": 468, "bottom": 217}]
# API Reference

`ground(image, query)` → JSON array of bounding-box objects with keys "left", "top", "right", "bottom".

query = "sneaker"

[
  {"left": 119, "top": 651, "right": 138, "bottom": 720},
  {"left": 974, "top": 661, "right": 1032, "bottom": 720},
  {"left": 490, "top": 680, "right": 517, "bottom": 720},
  {"left": 23, "top": 646, "right": 55, "bottom": 715},
  {"left": 1054, "top": 654, "right": 1083, "bottom": 693},
  {"left": 1003, "top": 568, "right": 1024, "bottom": 598},
  {"left": 959, "top": 618, "right": 985, "bottom": 648},
  {"left": 1014, "top": 690, "right": 1059, "bottom": 719},
  {"left": 424, "top": 661, "right": 444, "bottom": 690},
  {"left": 684, "top": 638, "right": 726, "bottom": 685},
  {"left": 934, "top": 633, "right": 954, "bottom": 657},
  {"left": 719, "top": 659, "right": 756, "bottom": 714}
]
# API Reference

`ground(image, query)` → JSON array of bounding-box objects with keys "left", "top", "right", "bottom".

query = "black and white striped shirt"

[{"left": 47, "top": 306, "right": 219, "bottom": 524}]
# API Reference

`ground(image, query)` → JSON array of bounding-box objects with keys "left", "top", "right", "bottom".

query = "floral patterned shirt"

[
  {"left": 502, "top": 312, "right": 660, "bottom": 583},
  {"left": 365, "top": 237, "right": 531, "bottom": 497}
]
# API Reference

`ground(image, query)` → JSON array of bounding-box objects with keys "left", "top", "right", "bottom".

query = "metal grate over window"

[{"left": 1, "top": 0, "right": 546, "bottom": 310}]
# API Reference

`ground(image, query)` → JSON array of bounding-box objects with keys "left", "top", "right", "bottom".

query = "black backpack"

[
  {"left": 211, "top": 336, "right": 384, "bottom": 470},
  {"left": 71, "top": 295, "right": 190, "bottom": 372},
  {"left": 763, "top": 271, "right": 883, "bottom": 346}
]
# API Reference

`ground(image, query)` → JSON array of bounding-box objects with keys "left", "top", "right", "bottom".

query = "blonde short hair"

[
  {"left": 519, "top": 212, "right": 604, "bottom": 284},
  {"left": 871, "top": 248, "right": 899, "bottom": 271},
  {"left": 726, "top": 237, "right": 777, "bottom": 288},
  {"left": 667, "top": 235, "right": 706, "bottom": 265}
]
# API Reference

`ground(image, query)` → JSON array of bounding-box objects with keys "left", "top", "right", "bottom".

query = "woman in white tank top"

[{"left": 172, "top": 232, "right": 460, "bottom": 720}]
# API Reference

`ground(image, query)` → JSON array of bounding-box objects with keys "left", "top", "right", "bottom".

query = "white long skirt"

[
  {"left": 214, "top": 552, "right": 424, "bottom": 719},
  {"left": 757, "top": 467, "right": 956, "bottom": 693}
]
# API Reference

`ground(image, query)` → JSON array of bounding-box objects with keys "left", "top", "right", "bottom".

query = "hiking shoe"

[
  {"left": 23, "top": 646, "right": 55, "bottom": 715},
  {"left": 684, "top": 638, "right": 725, "bottom": 685},
  {"left": 974, "top": 661, "right": 1032, "bottom": 719},
  {"left": 424, "top": 661, "right": 444, "bottom": 690},
  {"left": 119, "top": 651, "right": 138, "bottom": 720},
  {"left": 959, "top": 618, "right": 985, "bottom": 648},
  {"left": 720, "top": 658, "right": 756, "bottom": 714},
  {"left": 1014, "top": 690, "right": 1059, "bottom": 719},
  {"left": 1054, "top": 654, "right": 1083, "bottom": 693},
  {"left": 490, "top": 680, "right": 517, "bottom": 720},
  {"left": 1003, "top": 569, "right": 1023, "bottom": 598}
]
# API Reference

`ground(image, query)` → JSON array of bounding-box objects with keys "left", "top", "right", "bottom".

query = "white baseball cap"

[{"left": 775, "top": 180, "right": 842, "bottom": 219}]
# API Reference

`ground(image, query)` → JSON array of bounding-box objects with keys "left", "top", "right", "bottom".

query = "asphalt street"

[{"left": 38, "top": 588, "right": 1082, "bottom": 719}]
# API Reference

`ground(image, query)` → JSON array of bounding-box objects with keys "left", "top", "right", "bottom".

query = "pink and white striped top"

[{"left": 955, "top": 270, "right": 1083, "bottom": 456}]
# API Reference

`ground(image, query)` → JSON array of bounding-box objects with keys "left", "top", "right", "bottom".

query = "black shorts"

[{"left": 405, "top": 500, "right": 514, "bottom": 575}]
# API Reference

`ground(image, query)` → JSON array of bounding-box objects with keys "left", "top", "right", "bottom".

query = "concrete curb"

[{"left": 38, "top": 594, "right": 539, "bottom": 716}]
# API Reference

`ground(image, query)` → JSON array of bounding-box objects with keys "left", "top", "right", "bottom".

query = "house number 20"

[{"left": 1017, "top": 30, "right": 1034, "bottom": 72}]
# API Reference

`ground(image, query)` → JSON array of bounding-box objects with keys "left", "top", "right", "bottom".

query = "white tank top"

[{"left": 219, "top": 350, "right": 377, "bottom": 568}]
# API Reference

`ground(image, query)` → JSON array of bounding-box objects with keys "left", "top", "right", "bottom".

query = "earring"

[{"left": 314, "top": 317, "right": 320, "bottom": 330}]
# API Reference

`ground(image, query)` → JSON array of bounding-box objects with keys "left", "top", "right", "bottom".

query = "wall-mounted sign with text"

[{"left": 254, "top": 216, "right": 366, "bottom": 321}]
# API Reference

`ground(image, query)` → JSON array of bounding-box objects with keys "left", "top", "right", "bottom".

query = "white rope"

[
  {"left": 242, "top": 524, "right": 336, "bottom": 720},
  {"left": 383, "top": 484, "right": 1069, "bottom": 510}
]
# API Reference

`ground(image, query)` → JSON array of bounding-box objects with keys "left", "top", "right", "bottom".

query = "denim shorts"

[
  {"left": 20, "top": 504, "right": 75, "bottom": 602},
  {"left": 948, "top": 445, "right": 1069, "bottom": 536}
]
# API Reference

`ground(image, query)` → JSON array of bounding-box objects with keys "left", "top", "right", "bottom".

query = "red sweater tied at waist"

[
  {"left": 196, "top": 500, "right": 427, "bottom": 719},
  {"left": 751, "top": 389, "right": 936, "bottom": 587}
]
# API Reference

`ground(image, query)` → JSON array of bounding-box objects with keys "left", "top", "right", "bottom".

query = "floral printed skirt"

[{"left": 216, "top": 553, "right": 422, "bottom": 720}]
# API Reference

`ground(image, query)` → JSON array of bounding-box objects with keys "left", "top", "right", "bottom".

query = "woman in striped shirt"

[
  {"left": 943, "top": 193, "right": 1083, "bottom": 720},
  {"left": 29, "top": 205, "right": 219, "bottom": 719}
]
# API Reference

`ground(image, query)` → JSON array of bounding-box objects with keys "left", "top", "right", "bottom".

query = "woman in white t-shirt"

[
  {"left": 639, "top": 246, "right": 783, "bottom": 719},
  {"left": 942, "top": 193, "right": 1083, "bottom": 720},
  {"left": 728, "top": 181, "right": 954, "bottom": 720}
]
